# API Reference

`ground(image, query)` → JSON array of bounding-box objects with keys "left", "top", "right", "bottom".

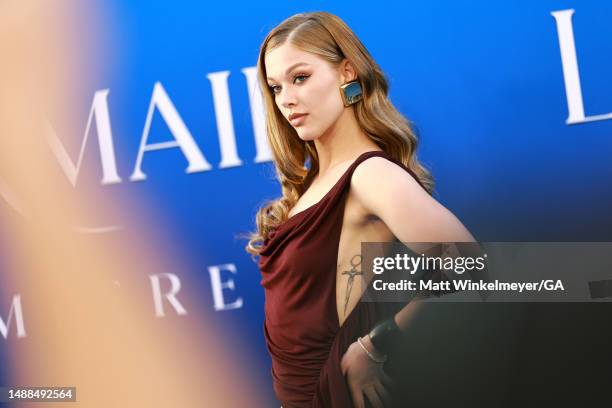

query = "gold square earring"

[{"left": 340, "top": 80, "right": 363, "bottom": 106}]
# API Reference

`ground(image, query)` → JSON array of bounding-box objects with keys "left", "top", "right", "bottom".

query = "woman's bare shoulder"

[{"left": 351, "top": 156, "right": 424, "bottom": 195}]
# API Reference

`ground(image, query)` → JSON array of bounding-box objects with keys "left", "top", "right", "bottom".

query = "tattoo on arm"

[{"left": 341, "top": 254, "right": 363, "bottom": 316}]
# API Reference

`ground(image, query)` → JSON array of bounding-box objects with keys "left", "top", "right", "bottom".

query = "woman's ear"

[{"left": 339, "top": 58, "right": 358, "bottom": 83}]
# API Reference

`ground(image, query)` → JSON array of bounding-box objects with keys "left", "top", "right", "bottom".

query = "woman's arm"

[
  {"left": 351, "top": 157, "right": 475, "bottom": 329},
  {"left": 352, "top": 157, "right": 475, "bottom": 244},
  {"left": 340, "top": 157, "right": 476, "bottom": 407}
]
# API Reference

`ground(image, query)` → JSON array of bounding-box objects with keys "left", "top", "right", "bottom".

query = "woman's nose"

[{"left": 279, "top": 87, "right": 297, "bottom": 109}]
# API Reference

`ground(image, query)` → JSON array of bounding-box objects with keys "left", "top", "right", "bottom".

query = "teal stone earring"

[{"left": 340, "top": 80, "right": 363, "bottom": 106}]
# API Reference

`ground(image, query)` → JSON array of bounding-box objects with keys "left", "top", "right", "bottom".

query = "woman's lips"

[{"left": 289, "top": 114, "right": 307, "bottom": 126}]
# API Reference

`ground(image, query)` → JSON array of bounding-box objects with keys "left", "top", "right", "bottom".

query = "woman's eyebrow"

[{"left": 266, "top": 62, "right": 311, "bottom": 81}]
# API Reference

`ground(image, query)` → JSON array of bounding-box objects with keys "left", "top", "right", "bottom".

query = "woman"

[{"left": 246, "top": 11, "right": 475, "bottom": 408}]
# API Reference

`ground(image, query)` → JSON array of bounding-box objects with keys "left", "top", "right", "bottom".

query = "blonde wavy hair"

[{"left": 246, "top": 11, "right": 434, "bottom": 256}]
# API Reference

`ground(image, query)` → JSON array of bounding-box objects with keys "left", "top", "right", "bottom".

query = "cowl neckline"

[{"left": 261, "top": 150, "right": 387, "bottom": 249}]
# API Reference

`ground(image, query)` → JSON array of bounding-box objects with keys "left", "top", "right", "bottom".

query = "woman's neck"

[{"left": 313, "top": 108, "right": 381, "bottom": 175}]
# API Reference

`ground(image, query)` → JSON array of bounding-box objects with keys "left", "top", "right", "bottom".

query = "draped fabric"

[{"left": 258, "top": 151, "right": 423, "bottom": 407}]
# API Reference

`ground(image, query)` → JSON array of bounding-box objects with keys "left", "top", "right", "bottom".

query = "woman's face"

[{"left": 264, "top": 43, "right": 347, "bottom": 141}]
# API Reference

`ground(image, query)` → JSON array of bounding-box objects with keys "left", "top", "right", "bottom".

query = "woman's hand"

[{"left": 340, "top": 335, "right": 394, "bottom": 408}]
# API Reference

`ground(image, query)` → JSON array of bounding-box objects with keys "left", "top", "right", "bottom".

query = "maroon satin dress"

[{"left": 258, "top": 151, "right": 424, "bottom": 407}]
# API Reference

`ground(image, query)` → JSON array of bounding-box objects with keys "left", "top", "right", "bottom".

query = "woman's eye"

[
  {"left": 269, "top": 75, "right": 308, "bottom": 95},
  {"left": 294, "top": 74, "right": 309, "bottom": 83}
]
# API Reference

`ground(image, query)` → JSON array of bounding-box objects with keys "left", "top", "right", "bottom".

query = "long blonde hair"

[{"left": 246, "top": 11, "right": 434, "bottom": 255}]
